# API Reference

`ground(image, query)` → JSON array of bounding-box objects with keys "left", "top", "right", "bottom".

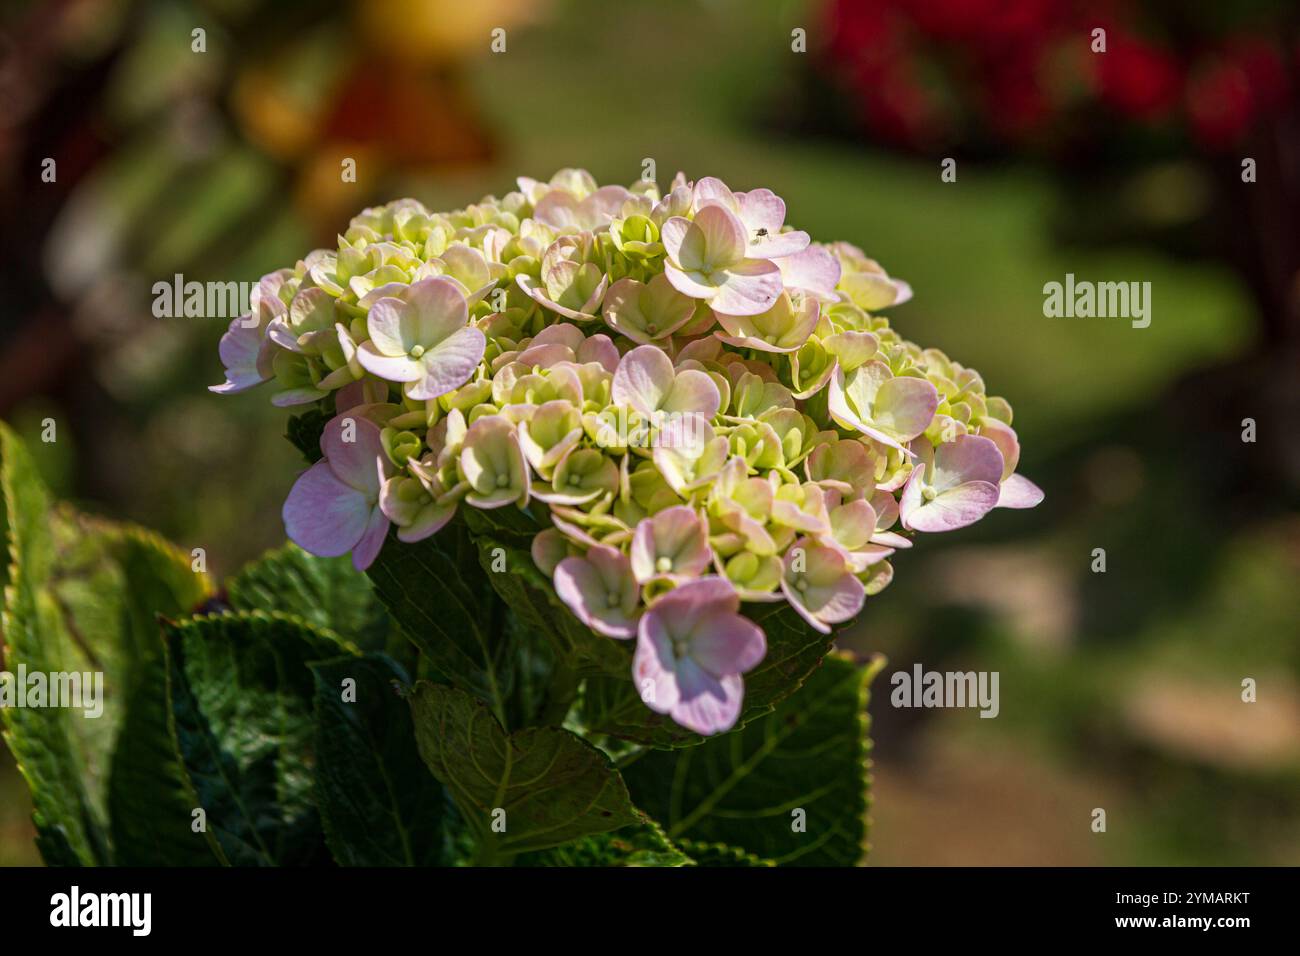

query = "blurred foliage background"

[{"left": 1, "top": 0, "right": 1297, "bottom": 866}]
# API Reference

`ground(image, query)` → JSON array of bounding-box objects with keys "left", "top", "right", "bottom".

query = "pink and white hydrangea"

[{"left": 217, "top": 168, "right": 1043, "bottom": 737}]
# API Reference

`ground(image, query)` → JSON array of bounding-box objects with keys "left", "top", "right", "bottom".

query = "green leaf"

[
  {"left": 285, "top": 407, "right": 329, "bottom": 464},
  {"left": 2, "top": 424, "right": 101, "bottom": 864},
  {"left": 164, "top": 610, "right": 350, "bottom": 865},
  {"left": 472, "top": 536, "right": 629, "bottom": 682},
  {"left": 679, "top": 839, "right": 776, "bottom": 867},
  {"left": 228, "top": 544, "right": 390, "bottom": 651},
  {"left": 579, "top": 602, "right": 834, "bottom": 750},
  {"left": 741, "top": 602, "right": 843, "bottom": 713},
  {"left": 368, "top": 511, "right": 626, "bottom": 727},
  {"left": 409, "top": 681, "right": 642, "bottom": 860},
  {"left": 495, "top": 598, "right": 567, "bottom": 729},
  {"left": 461, "top": 503, "right": 543, "bottom": 547},
  {"left": 366, "top": 524, "right": 508, "bottom": 714},
  {"left": 367, "top": 521, "right": 562, "bottom": 728},
  {"left": 110, "top": 650, "right": 219, "bottom": 865},
  {"left": 105, "top": 529, "right": 220, "bottom": 866},
  {"left": 622, "top": 653, "right": 884, "bottom": 866},
  {"left": 517, "top": 820, "right": 690, "bottom": 867},
  {"left": 0, "top": 423, "right": 211, "bottom": 864},
  {"left": 310, "top": 654, "right": 450, "bottom": 866}
]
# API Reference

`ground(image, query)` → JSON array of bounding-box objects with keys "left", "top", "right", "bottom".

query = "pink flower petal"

[
  {"left": 996, "top": 473, "right": 1045, "bottom": 509},
  {"left": 810, "top": 573, "right": 865, "bottom": 624},
  {"left": 602, "top": 275, "right": 697, "bottom": 344},
  {"left": 321, "top": 415, "right": 388, "bottom": 494},
  {"left": 780, "top": 541, "right": 865, "bottom": 632},
  {"left": 870, "top": 489, "right": 901, "bottom": 529},
  {"left": 978, "top": 419, "right": 1021, "bottom": 480},
  {"left": 748, "top": 228, "right": 809, "bottom": 260},
  {"left": 659, "top": 216, "right": 691, "bottom": 265},
  {"left": 663, "top": 368, "right": 721, "bottom": 419},
  {"left": 266, "top": 317, "right": 301, "bottom": 353},
  {"left": 629, "top": 505, "right": 711, "bottom": 582},
  {"left": 271, "top": 387, "right": 328, "bottom": 407},
  {"left": 531, "top": 528, "right": 571, "bottom": 576},
  {"left": 778, "top": 245, "right": 841, "bottom": 298},
  {"left": 611, "top": 344, "right": 674, "bottom": 417},
  {"left": 670, "top": 664, "right": 744, "bottom": 736},
  {"left": 689, "top": 611, "right": 766, "bottom": 677},
  {"left": 691, "top": 177, "right": 738, "bottom": 213},
  {"left": 210, "top": 319, "right": 270, "bottom": 393},
  {"left": 283, "top": 461, "right": 372, "bottom": 558},
  {"left": 709, "top": 259, "right": 783, "bottom": 316},
  {"left": 663, "top": 261, "right": 723, "bottom": 300},
  {"left": 365, "top": 297, "right": 413, "bottom": 356},
  {"left": 873, "top": 376, "right": 940, "bottom": 442},
  {"left": 736, "top": 188, "right": 785, "bottom": 232},
  {"left": 675, "top": 334, "right": 722, "bottom": 365},
  {"left": 532, "top": 191, "right": 580, "bottom": 230},
  {"left": 829, "top": 498, "right": 877, "bottom": 550},
  {"left": 335, "top": 378, "right": 388, "bottom": 413},
  {"left": 901, "top": 475, "right": 1001, "bottom": 532},
  {"left": 582, "top": 185, "right": 633, "bottom": 227},
  {"left": 687, "top": 205, "right": 747, "bottom": 268},
  {"left": 532, "top": 323, "right": 586, "bottom": 351},
  {"left": 634, "top": 619, "right": 682, "bottom": 713},
  {"left": 406, "top": 277, "right": 470, "bottom": 343},
  {"left": 356, "top": 343, "right": 422, "bottom": 383},
  {"left": 932, "top": 434, "right": 1005, "bottom": 491},
  {"left": 897, "top": 466, "right": 925, "bottom": 527},
  {"left": 351, "top": 505, "right": 390, "bottom": 571},
  {"left": 577, "top": 333, "right": 620, "bottom": 372},
  {"left": 653, "top": 575, "right": 740, "bottom": 615},
  {"left": 553, "top": 545, "right": 638, "bottom": 639},
  {"left": 516, "top": 342, "right": 575, "bottom": 368},
  {"left": 406, "top": 325, "right": 486, "bottom": 401}
]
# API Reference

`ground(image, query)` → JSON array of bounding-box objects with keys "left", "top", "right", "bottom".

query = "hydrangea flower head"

[{"left": 217, "top": 169, "right": 1043, "bottom": 735}]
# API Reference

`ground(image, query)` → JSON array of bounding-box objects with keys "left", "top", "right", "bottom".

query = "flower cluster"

[{"left": 213, "top": 169, "right": 1042, "bottom": 735}]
